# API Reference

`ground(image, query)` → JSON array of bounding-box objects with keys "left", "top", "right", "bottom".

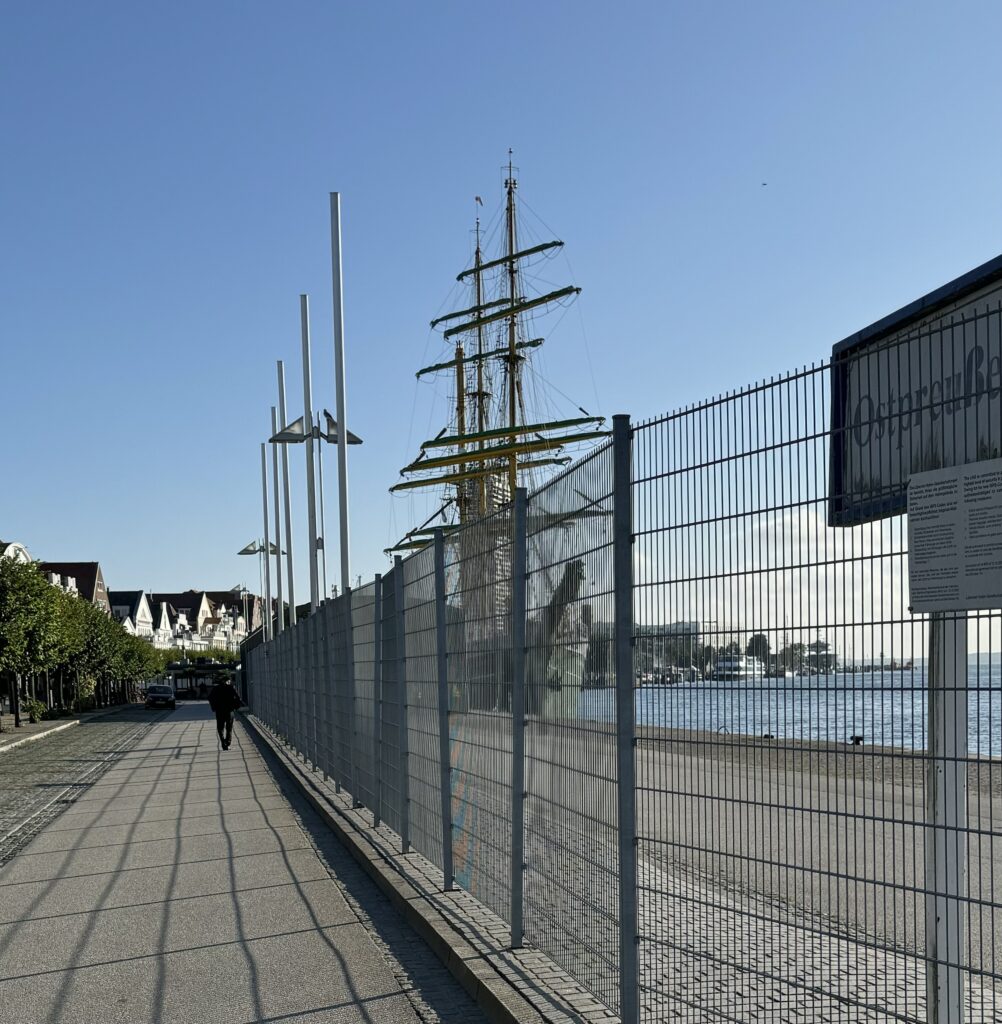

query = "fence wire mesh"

[
  {"left": 327, "top": 596, "right": 353, "bottom": 790},
  {"left": 245, "top": 321, "right": 1002, "bottom": 1024},
  {"left": 402, "top": 546, "right": 444, "bottom": 869},
  {"left": 445, "top": 508, "right": 514, "bottom": 923},
  {"left": 524, "top": 446, "right": 622, "bottom": 1012},
  {"left": 378, "top": 566, "right": 407, "bottom": 841},
  {"left": 632, "top": 351, "right": 1001, "bottom": 1022},
  {"left": 351, "top": 581, "right": 379, "bottom": 812}
]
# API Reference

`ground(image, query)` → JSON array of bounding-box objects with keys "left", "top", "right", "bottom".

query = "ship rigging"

[{"left": 389, "top": 156, "right": 608, "bottom": 552}]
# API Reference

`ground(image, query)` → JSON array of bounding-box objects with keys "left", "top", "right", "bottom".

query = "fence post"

[
  {"left": 305, "top": 612, "right": 315, "bottom": 766},
  {"left": 306, "top": 612, "right": 317, "bottom": 768},
  {"left": 345, "top": 587, "right": 362, "bottom": 807},
  {"left": 433, "top": 529, "right": 454, "bottom": 890},
  {"left": 318, "top": 603, "right": 333, "bottom": 782},
  {"left": 510, "top": 488, "right": 528, "bottom": 948},
  {"left": 925, "top": 611, "right": 968, "bottom": 1024},
  {"left": 394, "top": 557, "right": 411, "bottom": 855},
  {"left": 373, "top": 573, "right": 383, "bottom": 828},
  {"left": 297, "top": 615, "right": 307, "bottom": 758},
  {"left": 612, "top": 414, "right": 639, "bottom": 1024},
  {"left": 286, "top": 622, "right": 294, "bottom": 745}
]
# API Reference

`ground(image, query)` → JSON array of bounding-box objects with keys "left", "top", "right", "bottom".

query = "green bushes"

[{"left": 23, "top": 698, "right": 46, "bottom": 723}]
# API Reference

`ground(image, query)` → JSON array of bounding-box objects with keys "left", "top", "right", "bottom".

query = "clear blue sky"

[{"left": 3, "top": 1, "right": 1002, "bottom": 596}]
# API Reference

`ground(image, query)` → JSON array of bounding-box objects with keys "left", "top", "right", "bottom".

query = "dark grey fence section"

[
  {"left": 378, "top": 564, "right": 408, "bottom": 842},
  {"left": 328, "top": 596, "right": 353, "bottom": 790},
  {"left": 631, "top": 353, "right": 1001, "bottom": 1023},
  {"left": 352, "top": 581, "right": 379, "bottom": 811},
  {"left": 244, "top": 337, "right": 1002, "bottom": 1024},
  {"left": 444, "top": 508, "right": 515, "bottom": 923},
  {"left": 523, "top": 443, "right": 622, "bottom": 1013},
  {"left": 244, "top": 461, "right": 633, "bottom": 1021},
  {"left": 402, "top": 546, "right": 444, "bottom": 870}
]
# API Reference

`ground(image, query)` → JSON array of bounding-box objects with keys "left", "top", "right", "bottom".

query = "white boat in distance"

[{"left": 712, "top": 655, "right": 765, "bottom": 681}]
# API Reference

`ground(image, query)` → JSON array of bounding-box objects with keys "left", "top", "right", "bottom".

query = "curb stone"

[{"left": 0, "top": 704, "right": 137, "bottom": 754}]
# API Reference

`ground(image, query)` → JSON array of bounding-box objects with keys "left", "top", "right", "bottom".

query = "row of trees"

[{"left": 0, "top": 558, "right": 171, "bottom": 723}]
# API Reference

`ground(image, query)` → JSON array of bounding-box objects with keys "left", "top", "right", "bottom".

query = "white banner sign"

[{"left": 907, "top": 459, "right": 1002, "bottom": 612}]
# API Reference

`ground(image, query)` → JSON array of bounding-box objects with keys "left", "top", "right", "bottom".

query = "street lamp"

[
  {"left": 238, "top": 540, "right": 281, "bottom": 638},
  {"left": 270, "top": 400, "right": 362, "bottom": 608}
]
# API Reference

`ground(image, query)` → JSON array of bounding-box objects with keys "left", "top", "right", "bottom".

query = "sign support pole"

[
  {"left": 925, "top": 611, "right": 968, "bottom": 1024},
  {"left": 612, "top": 414, "right": 640, "bottom": 1024}
]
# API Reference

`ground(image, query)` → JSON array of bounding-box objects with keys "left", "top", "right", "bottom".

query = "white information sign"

[{"left": 908, "top": 458, "right": 1002, "bottom": 612}]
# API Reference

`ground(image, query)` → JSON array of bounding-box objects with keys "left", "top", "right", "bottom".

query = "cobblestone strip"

[
  {"left": 639, "top": 858, "right": 1002, "bottom": 1023},
  {"left": 0, "top": 710, "right": 160, "bottom": 867}
]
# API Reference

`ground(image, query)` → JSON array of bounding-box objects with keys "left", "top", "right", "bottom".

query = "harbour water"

[{"left": 580, "top": 659, "right": 1002, "bottom": 757}]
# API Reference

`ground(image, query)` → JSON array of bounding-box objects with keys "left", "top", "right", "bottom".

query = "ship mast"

[
  {"left": 473, "top": 217, "right": 488, "bottom": 516},
  {"left": 505, "top": 153, "right": 519, "bottom": 498},
  {"left": 455, "top": 339, "right": 467, "bottom": 520},
  {"left": 388, "top": 158, "right": 610, "bottom": 553}
]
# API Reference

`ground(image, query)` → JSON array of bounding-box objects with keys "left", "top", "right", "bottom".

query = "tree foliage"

[
  {"left": 746, "top": 633, "right": 771, "bottom": 662},
  {"left": 0, "top": 561, "right": 165, "bottom": 708},
  {"left": 0, "top": 558, "right": 62, "bottom": 676}
]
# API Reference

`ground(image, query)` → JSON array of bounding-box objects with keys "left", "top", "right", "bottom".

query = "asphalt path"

[{"left": 0, "top": 702, "right": 487, "bottom": 1024}]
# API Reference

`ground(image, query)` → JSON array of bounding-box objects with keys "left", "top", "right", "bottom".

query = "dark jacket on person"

[{"left": 208, "top": 682, "right": 243, "bottom": 715}]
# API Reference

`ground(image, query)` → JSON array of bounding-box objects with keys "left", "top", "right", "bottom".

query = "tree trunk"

[{"left": 12, "top": 675, "right": 21, "bottom": 727}]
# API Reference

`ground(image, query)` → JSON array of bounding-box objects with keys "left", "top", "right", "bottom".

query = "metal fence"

[{"left": 246, "top": 348, "right": 1002, "bottom": 1022}]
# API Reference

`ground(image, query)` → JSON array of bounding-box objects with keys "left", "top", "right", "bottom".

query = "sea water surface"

[{"left": 579, "top": 660, "right": 1002, "bottom": 757}]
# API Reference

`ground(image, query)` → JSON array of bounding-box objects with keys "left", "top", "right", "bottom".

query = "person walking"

[{"left": 208, "top": 677, "right": 243, "bottom": 750}]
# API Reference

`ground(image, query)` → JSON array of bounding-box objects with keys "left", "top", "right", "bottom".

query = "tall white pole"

[
  {"left": 257, "top": 547, "right": 265, "bottom": 634},
  {"left": 270, "top": 406, "right": 284, "bottom": 633},
  {"left": 300, "top": 294, "right": 320, "bottom": 612},
  {"left": 330, "top": 193, "right": 351, "bottom": 596},
  {"left": 278, "top": 360, "right": 297, "bottom": 627},
  {"left": 316, "top": 413, "right": 329, "bottom": 599},
  {"left": 260, "top": 444, "right": 272, "bottom": 641}
]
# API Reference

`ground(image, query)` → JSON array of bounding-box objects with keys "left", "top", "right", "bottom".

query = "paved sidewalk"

[{"left": 0, "top": 704, "right": 488, "bottom": 1024}]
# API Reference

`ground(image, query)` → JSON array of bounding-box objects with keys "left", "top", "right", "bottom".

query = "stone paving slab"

[
  {"left": 0, "top": 821, "right": 312, "bottom": 884},
  {"left": 0, "top": 704, "right": 490, "bottom": 1024}
]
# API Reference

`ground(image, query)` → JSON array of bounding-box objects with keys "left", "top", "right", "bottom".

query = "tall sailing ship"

[
  {"left": 389, "top": 157, "right": 607, "bottom": 715},
  {"left": 390, "top": 156, "right": 608, "bottom": 543}
]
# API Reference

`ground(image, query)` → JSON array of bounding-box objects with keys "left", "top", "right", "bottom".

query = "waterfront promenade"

[{"left": 0, "top": 705, "right": 487, "bottom": 1024}]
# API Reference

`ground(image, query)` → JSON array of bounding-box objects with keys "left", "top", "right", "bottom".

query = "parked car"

[{"left": 145, "top": 685, "right": 176, "bottom": 710}]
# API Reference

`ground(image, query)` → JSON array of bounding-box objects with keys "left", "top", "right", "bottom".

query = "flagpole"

[
  {"left": 300, "top": 294, "right": 320, "bottom": 612},
  {"left": 260, "top": 444, "right": 272, "bottom": 640},
  {"left": 330, "top": 193, "right": 351, "bottom": 596},
  {"left": 316, "top": 413, "right": 329, "bottom": 599},
  {"left": 270, "top": 406, "right": 284, "bottom": 632},
  {"left": 277, "top": 360, "right": 297, "bottom": 627}
]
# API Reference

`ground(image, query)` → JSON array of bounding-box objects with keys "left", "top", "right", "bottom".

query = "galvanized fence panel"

[
  {"left": 318, "top": 601, "right": 335, "bottom": 779},
  {"left": 444, "top": 506, "right": 515, "bottom": 923},
  {"left": 523, "top": 443, "right": 622, "bottom": 1013},
  {"left": 328, "top": 596, "right": 353, "bottom": 790},
  {"left": 352, "top": 581, "right": 379, "bottom": 812},
  {"left": 402, "top": 545, "right": 445, "bottom": 871},
  {"left": 631, "top": 354, "right": 1002, "bottom": 1023},
  {"left": 242, "top": 314, "right": 1002, "bottom": 1024},
  {"left": 378, "top": 563, "right": 408, "bottom": 844}
]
